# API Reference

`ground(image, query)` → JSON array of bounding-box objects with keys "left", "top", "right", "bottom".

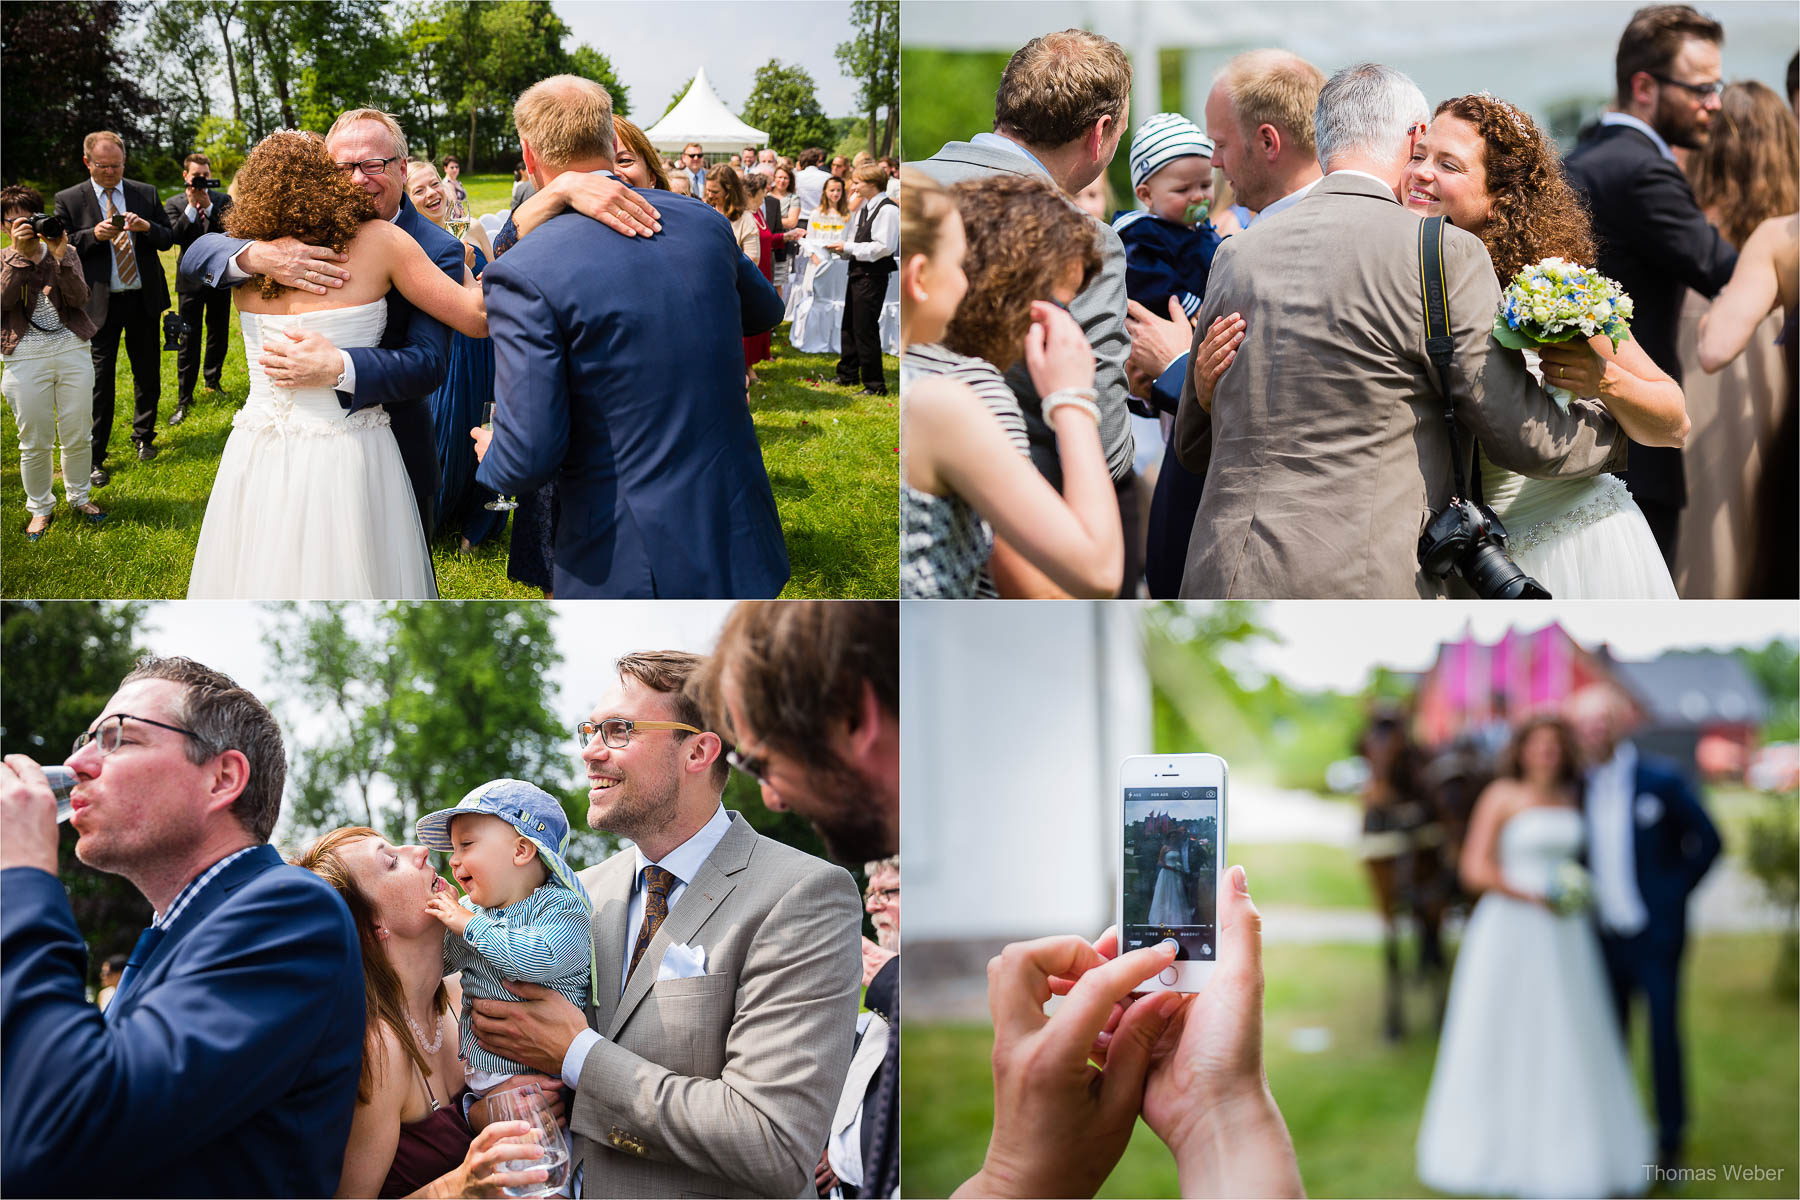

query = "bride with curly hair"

[{"left": 187, "top": 130, "right": 487, "bottom": 599}]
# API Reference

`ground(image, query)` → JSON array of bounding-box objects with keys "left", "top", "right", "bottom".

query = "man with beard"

[
  {"left": 1565, "top": 4, "right": 1739, "bottom": 566},
  {"left": 468, "top": 651, "right": 861, "bottom": 1198},
  {"left": 691, "top": 601, "right": 899, "bottom": 864}
]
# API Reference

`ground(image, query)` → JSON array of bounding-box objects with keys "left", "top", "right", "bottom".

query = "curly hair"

[
  {"left": 1433, "top": 95, "right": 1595, "bottom": 283},
  {"left": 942, "top": 174, "right": 1102, "bottom": 370},
  {"left": 224, "top": 130, "right": 378, "bottom": 298},
  {"left": 1685, "top": 80, "right": 1800, "bottom": 248}
]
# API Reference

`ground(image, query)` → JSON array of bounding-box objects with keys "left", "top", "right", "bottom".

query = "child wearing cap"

[
  {"left": 1112, "top": 112, "right": 1225, "bottom": 339},
  {"left": 418, "top": 778, "right": 595, "bottom": 1100}
]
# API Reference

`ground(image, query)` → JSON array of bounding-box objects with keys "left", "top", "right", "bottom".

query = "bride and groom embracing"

[
  {"left": 1417, "top": 684, "right": 1722, "bottom": 1197},
  {"left": 1175, "top": 63, "right": 1687, "bottom": 599},
  {"left": 179, "top": 79, "right": 789, "bottom": 600}
]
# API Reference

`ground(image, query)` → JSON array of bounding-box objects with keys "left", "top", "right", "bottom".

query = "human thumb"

[
  {"left": 1217, "top": 865, "right": 1264, "bottom": 994},
  {"left": 1100, "top": 989, "right": 1183, "bottom": 1106},
  {"left": 1167, "top": 295, "right": 1188, "bottom": 326}
]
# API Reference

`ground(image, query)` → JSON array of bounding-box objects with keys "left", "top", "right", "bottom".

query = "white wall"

[{"left": 901, "top": 601, "right": 1152, "bottom": 942}]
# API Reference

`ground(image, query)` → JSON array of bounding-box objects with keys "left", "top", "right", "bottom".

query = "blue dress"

[{"left": 428, "top": 244, "right": 504, "bottom": 545}]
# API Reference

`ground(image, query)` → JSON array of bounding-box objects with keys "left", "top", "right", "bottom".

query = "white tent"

[{"left": 643, "top": 67, "right": 768, "bottom": 154}]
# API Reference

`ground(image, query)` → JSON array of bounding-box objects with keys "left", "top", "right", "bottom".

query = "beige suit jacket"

[
  {"left": 1174, "top": 171, "right": 1629, "bottom": 598},
  {"left": 570, "top": 811, "right": 862, "bottom": 1198}
]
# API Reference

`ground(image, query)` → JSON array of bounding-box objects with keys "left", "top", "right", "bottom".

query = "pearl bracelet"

[{"left": 1041, "top": 387, "right": 1101, "bottom": 425}]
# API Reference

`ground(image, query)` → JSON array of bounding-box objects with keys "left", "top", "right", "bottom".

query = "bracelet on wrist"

[{"left": 1042, "top": 387, "right": 1101, "bottom": 425}]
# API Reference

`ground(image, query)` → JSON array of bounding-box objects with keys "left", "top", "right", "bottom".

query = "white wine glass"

[{"left": 487, "top": 1084, "right": 569, "bottom": 1198}]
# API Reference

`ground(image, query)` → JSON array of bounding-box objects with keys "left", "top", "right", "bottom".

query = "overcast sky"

[{"left": 552, "top": 1, "right": 862, "bottom": 120}]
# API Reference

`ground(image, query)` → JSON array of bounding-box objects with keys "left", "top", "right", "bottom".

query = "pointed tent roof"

[{"left": 643, "top": 67, "right": 768, "bottom": 154}]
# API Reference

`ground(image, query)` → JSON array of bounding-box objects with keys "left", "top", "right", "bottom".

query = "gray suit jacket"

[
  {"left": 914, "top": 139, "right": 1135, "bottom": 483},
  {"left": 1174, "top": 172, "right": 1629, "bottom": 598},
  {"left": 571, "top": 812, "right": 861, "bottom": 1198}
]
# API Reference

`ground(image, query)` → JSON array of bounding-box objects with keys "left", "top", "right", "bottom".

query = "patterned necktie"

[
  {"left": 107, "top": 192, "right": 138, "bottom": 287},
  {"left": 107, "top": 923, "right": 166, "bottom": 1017},
  {"left": 627, "top": 865, "right": 677, "bottom": 980}
]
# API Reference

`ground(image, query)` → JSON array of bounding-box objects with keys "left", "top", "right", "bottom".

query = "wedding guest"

[
  {"left": 692, "top": 599, "right": 900, "bottom": 862},
  {"left": 681, "top": 141, "right": 708, "bottom": 193},
  {"left": 613, "top": 116, "right": 671, "bottom": 191},
  {"left": 879, "top": 155, "right": 901, "bottom": 197},
  {"left": 901, "top": 171, "right": 1123, "bottom": 600},
  {"left": 442, "top": 156, "right": 468, "bottom": 210},
  {"left": 1114, "top": 113, "right": 1220, "bottom": 327},
  {"left": 796, "top": 147, "right": 830, "bottom": 221},
  {"left": 511, "top": 162, "right": 536, "bottom": 208},
  {"left": 53, "top": 130, "right": 175, "bottom": 486},
  {"left": 705, "top": 164, "right": 766, "bottom": 387},
  {"left": 770, "top": 165, "right": 804, "bottom": 296},
  {"left": 757, "top": 148, "right": 778, "bottom": 177},
  {"left": 817, "top": 858, "right": 900, "bottom": 1199},
  {"left": 1565, "top": 3, "right": 1739, "bottom": 565},
  {"left": 2, "top": 185, "right": 105, "bottom": 541},
  {"left": 1, "top": 656, "right": 364, "bottom": 1196},
  {"left": 406, "top": 159, "right": 502, "bottom": 550},
  {"left": 833, "top": 164, "right": 898, "bottom": 396},
  {"left": 742, "top": 171, "right": 781, "bottom": 383},
  {"left": 915, "top": 29, "right": 1142, "bottom": 594},
  {"left": 164, "top": 153, "right": 233, "bottom": 426},
  {"left": 297, "top": 826, "right": 563, "bottom": 1198},
  {"left": 809, "top": 175, "right": 852, "bottom": 243},
  {"left": 666, "top": 174, "right": 693, "bottom": 197},
  {"left": 830, "top": 154, "right": 849, "bottom": 179},
  {"left": 1673, "top": 79, "right": 1798, "bottom": 596},
  {"left": 95, "top": 953, "right": 125, "bottom": 1012},
  {"left": 953, "top": 873, "right": 1302, "bottom": 1198},
  {"left": 1072, "top": 174, "right": 1113, "bottom": 221}
]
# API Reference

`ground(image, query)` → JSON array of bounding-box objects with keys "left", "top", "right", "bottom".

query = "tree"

[
  {"left": 140, "top": 0, "right": 217, "bottom": 156},
  {"left": 0, "top": 1, "right": 163, "bottom": 185},
  {"left": 835, "top": 0, "right": 898, "bottom": 157},
  {"left": 742, "top": 60, "right": 835, "bottom": 159},
  {"left": 0, "top": 601, "right": 153, "bottom": 986},
  {"left": 194, "top": 115, "right": 250, "bottom": 177},
  {"left": 294, "top": 0, "right": 406, "bottom": 135},
  {"left": 205, "top": 0, "right": 245, "bottom": 130},
  {"left": 567, "top": 44, "right": 629, "bottom": 117}
]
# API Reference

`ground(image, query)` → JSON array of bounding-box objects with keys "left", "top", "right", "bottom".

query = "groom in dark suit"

[
  {"left": 1570, "top": 682, "right": 1721, "bottom": 1171},
  {"left": 475, "top": 75, "right": 789, "bottom": 598},
  {"left": 179, "top": 109, "right": 462, "bottom": 540},
  {"left": 0, "top": 656, "right": 364, "bottom": 1196},
  {"left": 1564, "top": 4, "right": 1738, "bottom": 565}
]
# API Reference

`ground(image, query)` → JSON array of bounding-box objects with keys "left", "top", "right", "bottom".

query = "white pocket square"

[{"left": 658, "top": 941, "right": 707, "bottom": 981}]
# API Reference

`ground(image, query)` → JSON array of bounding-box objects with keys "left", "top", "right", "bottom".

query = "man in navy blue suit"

[
  {"left": 1571, "top": 682, "right": 1721, "bottom": 1172},
  {"left": 1, "top": 656, "right": 364, "bottom": 1197},
  {"left": 474, "top": 75, "right": 790, "bottom": 599}
]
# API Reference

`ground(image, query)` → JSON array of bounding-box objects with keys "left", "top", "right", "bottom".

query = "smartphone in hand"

[{"left": 1118, "top": 753, "right": 1227, "bottom": 993}]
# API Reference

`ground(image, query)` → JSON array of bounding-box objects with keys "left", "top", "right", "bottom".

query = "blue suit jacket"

[
  {"left": 179, "top": 197, "right": 461, "bottom": 538},
  {"left": 1616, "top": 753, "right": 1722, "bottom": 950},
  {"left": 475, "top": 188, "right": 789, "bottom": 598},
  {"left": 1, "top": 846, "right": 365, "bottom": 1197}
]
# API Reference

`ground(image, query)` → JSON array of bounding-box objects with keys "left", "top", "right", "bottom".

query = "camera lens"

[{"left": 1461, "top": 541, "right": 1552, "bottom": 599}]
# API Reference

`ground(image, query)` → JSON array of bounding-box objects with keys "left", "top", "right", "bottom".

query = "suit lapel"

[
  {"left": 607, "top": 814, "right": 755, "bottom": 1038},
  {"left": 585, "top": 852, "right": 637, "bottom": 1034}
]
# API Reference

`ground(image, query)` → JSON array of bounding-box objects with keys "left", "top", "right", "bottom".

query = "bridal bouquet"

[
  {"left": 1493, "top": 257, "right": 1634, "bottom": 404},
  {"left": 1544, "top": 860, "right": 1594, "bottom": 916}
]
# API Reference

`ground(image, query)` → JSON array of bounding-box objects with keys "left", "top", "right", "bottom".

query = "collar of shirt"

[
  {"left": 90, "top": 179, "right": 123, "bottom": 212},
  {"left": 154, "top": 845, "right": 259, "bottom": 928},
  {"left": 969, "top": 132, "right": 1054, "bottom": 179},
  {"left": 1251, "top": 177, "right": 1320, "bottom": 225},
  {"left": 631, "top": 803, "right": 731, "bottom": 892},
  {"left": 1600, "top": 111, "right": 1677, "bottom": 164}
]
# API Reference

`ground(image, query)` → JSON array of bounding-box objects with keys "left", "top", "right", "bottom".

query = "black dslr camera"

[
  {"left": 1419, "top": 497, "right": 1550, "bottom": 599},
  {"left": 27, "top": 213, "right": 64, "bottom": 238},
  {"left": 163, "top": 311, "right": 186, "bottom": 352}
]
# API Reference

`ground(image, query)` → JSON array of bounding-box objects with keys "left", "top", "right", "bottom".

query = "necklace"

[{"left": 404, "top": 1006, "right": 444, "bottom": 1054}]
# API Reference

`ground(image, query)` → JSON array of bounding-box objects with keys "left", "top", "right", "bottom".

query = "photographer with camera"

[
  {"left": 2, "top": 185, "right": 107, "bottom": 541},
  {"left": 164, "top": 154, "right": 233, "bottom": 427},
  {"left": 52, "top": 130, "right": 175, "bottom": 487}
]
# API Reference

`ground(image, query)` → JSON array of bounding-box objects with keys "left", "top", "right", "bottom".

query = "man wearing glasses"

[
  {"left": 0, "top": 657, "right": 364, "bottom": 1197},
  {"left": 1565, "top": 3, "right": 1739, "bottom": 567},
  {"left": 682, "top": 143, "right": 708, "bottom": 195},
  {"left": 467, "top": 650, "right": 861, "bottom": 1198}
]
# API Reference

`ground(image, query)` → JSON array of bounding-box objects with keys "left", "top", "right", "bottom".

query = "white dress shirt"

[
  {"left": 796, "top": 166, "right": 830, "bottom": 217},
  {"left": 1587, "top": 741, "right": 1649, "bottom": 935},
  {"left": 90, "top": 180, "right": 140, "bottom": 293},
  {"left": 559, "top": 803, "right": 734, "bottom": 1088},
  {"left": 1255, "top": 176, "right": 1322, "bottom": 223},
  {"left": 841, "top": 196, "right": 899, "bottom": 262}
]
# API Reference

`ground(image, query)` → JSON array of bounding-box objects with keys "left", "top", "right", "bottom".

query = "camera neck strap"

[{"left": 1417, "top": 215, "right": 1483, "bottom": 504}]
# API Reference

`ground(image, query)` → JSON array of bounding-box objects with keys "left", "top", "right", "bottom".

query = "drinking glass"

[
  {"left": 487, "top": 1084, "right": 570, "bottom": 1198},
  {"left": 482, "top": 401, "right": 519, "bottom": 512},
  {"left": 447, "top": 216, "right": 471, "bottom": 240},
  {"left": 46, "top": 765, "right": 77, "bottom": 823}
]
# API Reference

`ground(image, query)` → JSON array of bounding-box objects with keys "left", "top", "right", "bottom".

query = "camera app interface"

[{"left": 1123, "top": 787, "right": 1218, "bottom": 960}]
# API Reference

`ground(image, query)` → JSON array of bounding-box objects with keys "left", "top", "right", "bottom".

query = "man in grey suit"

[
  {"left": 913, "top": 28, "right": 1141, "bottom": 592},
  {"left": 1174, "top": 64, "right": 1630, "bottom": 598},
  {"left": 470, "top": 651, "right": 861, "bottom": 1199}
]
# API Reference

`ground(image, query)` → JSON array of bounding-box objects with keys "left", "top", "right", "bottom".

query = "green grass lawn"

[
  {"left": 903, "top": 933, "right": 1799, "bottom": 1199},
  {"left": 1233, "top": 840, "right": 1377, "bottom": 910},
  {"left": 0, "top": 239, "right": 897, "bottom": 598}
]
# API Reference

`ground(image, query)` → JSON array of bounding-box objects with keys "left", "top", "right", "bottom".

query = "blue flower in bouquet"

[{"left": 1492, "top": 257, "right": 1634, "bottom": 404}]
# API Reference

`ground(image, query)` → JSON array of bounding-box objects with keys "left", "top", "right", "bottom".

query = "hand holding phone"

[{"left": 1118, "top": 753, "right": 1227, "bottom": 993}]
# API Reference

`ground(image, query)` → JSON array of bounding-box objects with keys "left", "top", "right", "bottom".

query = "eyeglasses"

[
  {"left": 334, "top": 155, "right": 403, "bottom": 177},
  {"left": 576, "top": 717, "right": 700, "bottom": 750},
  {"left": 726, "top": 747, "right": 770, "bottom": 787},
  {"left": 864, "top": 886, "right": 899, "bottom": 905},
  {"left": 1649, "top": 73, "right": 1725, "bottom": 98},
  {"left": 73, "top": 713, "right": 206, "bottom": 758}
]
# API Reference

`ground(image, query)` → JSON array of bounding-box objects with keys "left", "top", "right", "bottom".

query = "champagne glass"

[
  {"left": 482, "top": 401, "right": 518, "bottom": 512},
  {"left": 447, "top": 215, "right": 471, "bottom": 240},
  {"left": 488, "top": 1085, "right": 569, "bottom": 1198}
]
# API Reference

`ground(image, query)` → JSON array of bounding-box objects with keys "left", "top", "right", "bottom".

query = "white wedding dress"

[
  {"left": 188, "top": 299, "right": 437, "bottom": 599},
  {"left": 1478, "top": 351, "right": 1677, "bottom": 598},
  {"left": 1147, "top": 849, "right": 1192, "bottom": 926},
  {"left": 1416, "top": 806, "right": 1652, "bottom": 1197}
]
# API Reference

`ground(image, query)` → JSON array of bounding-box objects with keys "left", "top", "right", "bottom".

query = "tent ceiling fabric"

[{"left": 643, "top": 66, "right": 769, "bottom": 153}]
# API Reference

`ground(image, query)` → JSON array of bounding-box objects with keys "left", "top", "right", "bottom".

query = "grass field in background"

[{"left": 1, "top": 216, "right": 897, "bottom": 598}]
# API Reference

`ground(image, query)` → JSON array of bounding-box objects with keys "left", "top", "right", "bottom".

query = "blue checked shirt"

[{"left": 443, "top": 884, "right": 593, "bottom": 1077}]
